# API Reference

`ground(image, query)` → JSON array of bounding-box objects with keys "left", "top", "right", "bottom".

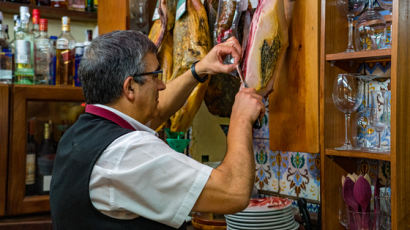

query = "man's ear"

[{"left": 123, "top": 76, "right": 135, "bottom": 100}]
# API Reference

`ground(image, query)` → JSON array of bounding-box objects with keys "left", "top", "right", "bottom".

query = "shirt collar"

[{"left": 93, "top": 104, "right": 157, "bottom": 135}]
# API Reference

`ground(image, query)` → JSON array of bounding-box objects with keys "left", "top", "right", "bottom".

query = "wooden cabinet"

[
  {"left": 320, "top": 0, "right": 410, "bottom": 229},
  {"left": 0, "top": 85, "right": 9, "bottom": 216},
  {"left": 4, "top": 85, "right": 84, "bottom": 215}
]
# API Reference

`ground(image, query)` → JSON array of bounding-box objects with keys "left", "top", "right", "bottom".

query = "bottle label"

[
  {"left": 16, "top": 40, "right": 31, "bottom": 64},
  {"left": 26, "top": 154, "right": 36, "bottom": 185},
  {"left": 43, "top": 175, "right": 52, "bottom": 192}
]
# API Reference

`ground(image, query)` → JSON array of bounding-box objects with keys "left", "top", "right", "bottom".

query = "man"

[{"left": 50, "top": 30, "right": 264, "bottom": 229}]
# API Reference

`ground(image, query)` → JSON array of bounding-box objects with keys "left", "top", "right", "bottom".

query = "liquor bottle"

[
  {"left": 25, "top": 118, "right": 37, "bottom": 196},
  {"left": 14, "top": 6, "right": 35, "bottom": 84},
  {"left": 83, "top": 29, "right": 92, "bottom": 51},
  {"left": 56, "top": 16, "right": 76, "bottom": 86},
  {"left": 86, "top": 0, "right": 95, "bottom": 12},
  {"left": 51, "top": 0, "right": 67, "bottom": 8},
  {"left": 34, "top": 19, "right": 51, "bottom": 84},
  {"left": 0, "top": 19, "right": 13, "bottom": 84},
  {"left": 74, "top": 42, "right": 83, "bottom": 87},
  {"left": 37, "top": 122, "right": 56, "bottom": 195},
  {"left": 31, "top": 9, "right": 40, "bottom": 39},
  {"left": 49, "top": 35, "right": 57, "bottom": 85}
]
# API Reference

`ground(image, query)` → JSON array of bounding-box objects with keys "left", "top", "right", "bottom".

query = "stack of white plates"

[{"left": 225, "top": 197, "right": 299, "bottom": 230}]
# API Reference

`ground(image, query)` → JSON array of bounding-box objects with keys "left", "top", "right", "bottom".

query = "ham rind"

[
  {"left": 170, "top": 0, "right": 211, "bottom": 132},
  {"left": 242, "top": 0, "right": 288, "bottom": 97}
]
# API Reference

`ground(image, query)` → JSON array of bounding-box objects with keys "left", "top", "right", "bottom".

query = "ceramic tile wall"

[{"left": 253, "top": 99, "right": 320, "bottom": 213}]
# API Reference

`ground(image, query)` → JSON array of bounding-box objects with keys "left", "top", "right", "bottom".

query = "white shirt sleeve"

[{"left": 89, "top": 131, "right": 213, "bottom": 228}]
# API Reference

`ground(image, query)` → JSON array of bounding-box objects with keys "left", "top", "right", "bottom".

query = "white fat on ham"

[{"left": 242, "top": 0, "right": 288, "bottom": 97}]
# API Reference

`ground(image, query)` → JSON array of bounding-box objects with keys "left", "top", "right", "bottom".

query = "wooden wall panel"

[
  {"left": 98, "top": 0, "right": 157, "bottom": 35},
  {"left": 269, "top": 0, "right": 320, "bottom": 153},
  {"left": 0, "top": 85, "right": 9, "bottom": 216},
  {"left": 391, "top": 0, "right": 410, "bottom": 228}
]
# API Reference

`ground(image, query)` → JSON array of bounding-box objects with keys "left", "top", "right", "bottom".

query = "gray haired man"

[{"left": 50, "top": 30, "right": 264, "bottom": 230}]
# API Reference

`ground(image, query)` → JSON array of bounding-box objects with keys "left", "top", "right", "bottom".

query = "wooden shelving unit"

[
  {"left": 326, "top": 49, "right": 391, "bottom": 62},
  {"left": 325, "top": 149, "right": 391, "bottom": 161},
  {"left": 320, "top": 0, "right": 410, "bottom": 229},
  {"left": 0, "top": 2, "right": 96, "bottom": 22}
]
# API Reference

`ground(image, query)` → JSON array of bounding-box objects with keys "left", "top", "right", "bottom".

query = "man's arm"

[
  {"left": 192, "top": 88, "right": 265, "bottom": 214},
  {"left": 149, "top": 37, "right": 242, "bottom": 129}
]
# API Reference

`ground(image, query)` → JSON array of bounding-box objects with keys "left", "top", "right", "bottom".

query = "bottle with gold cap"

[{"left": 56, "top": 16, "right": 76, "bottom": 86}]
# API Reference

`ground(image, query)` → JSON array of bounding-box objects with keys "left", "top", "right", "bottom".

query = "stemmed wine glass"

[
  {"left": 336, "top": 0, "right": 366, "bottom": 52},
  {"left": 378, "top": 0, "right": 393, "bottom": 48},
  {"left": 332, "top": 73, "right": 364, "bottom": 150},
  {"left": 356, "top": 0, "right": 387, "bottom": 50},
  {"left": 369, "top": 90, "right": 390, "bottom": 152}
]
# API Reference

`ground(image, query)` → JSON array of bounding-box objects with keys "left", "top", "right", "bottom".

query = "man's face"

[{"left": 134, "top": 52, "right": 166, "bottom": 123}]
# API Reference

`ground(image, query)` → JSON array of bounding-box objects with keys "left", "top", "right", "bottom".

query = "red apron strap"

[{"left": 85, "top": 105, "right": 136, "bottom": 131}]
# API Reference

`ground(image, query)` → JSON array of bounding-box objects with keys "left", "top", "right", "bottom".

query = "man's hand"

[
  {"left": 230, "top": 88, "right": 265, "bottom": 126},
  {"left": 195, "top": 37, "right": 242, "bottom": 76}
]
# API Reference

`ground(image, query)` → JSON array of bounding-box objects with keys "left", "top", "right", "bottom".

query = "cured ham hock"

[{"left": 242, "top": 0, "right": 288, "bottom": 97}]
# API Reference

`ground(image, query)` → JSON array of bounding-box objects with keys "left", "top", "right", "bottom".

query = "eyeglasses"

[{"left": 132, "top": 70, "right": 163, "bottom": 80}]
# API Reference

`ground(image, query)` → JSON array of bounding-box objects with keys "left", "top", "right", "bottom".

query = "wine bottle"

[
  {"left": 36, "top": 122, "right": 56, "bottom": 194},
  {"left": 25, "top": 118, "right": 37, "bottom": 196}
]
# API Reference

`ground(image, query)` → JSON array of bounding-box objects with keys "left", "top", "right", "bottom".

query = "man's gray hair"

[{"left": 79, "top": 30, "right": 157, "bottom": 104}]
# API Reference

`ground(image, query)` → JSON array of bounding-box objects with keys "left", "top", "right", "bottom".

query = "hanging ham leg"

[{"left": 242, "top": 0, "right": 288, "bottom": 97}]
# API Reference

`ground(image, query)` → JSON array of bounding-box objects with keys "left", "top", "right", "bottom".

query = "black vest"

[{"left": 50, "top": 113, "right": 186, "bottom": 230}]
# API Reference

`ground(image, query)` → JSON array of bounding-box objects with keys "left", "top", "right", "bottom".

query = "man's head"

[{"left": 79, "top": 30, "right": 158, "bottom": 105}]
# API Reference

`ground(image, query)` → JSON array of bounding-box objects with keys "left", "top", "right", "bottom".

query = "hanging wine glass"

[
  {"left": 369, "top": 90, "right": 389, "bottom": 152},
  {"left": 356, "top": 0, "right": 387, "bottom": 50},
  {"left": 336, "top": 0, "right": 366, "bottom": 52},
  {"left": 332, "top": 73, "right": 364, "bottom": 150}
]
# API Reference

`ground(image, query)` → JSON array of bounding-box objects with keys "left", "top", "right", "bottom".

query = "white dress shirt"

[{"left": 89, "top": 104, "right": 213, "bottom": 228}]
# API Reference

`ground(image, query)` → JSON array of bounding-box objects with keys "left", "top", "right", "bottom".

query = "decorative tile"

[
  {"left": 254, "top": 139, "right": 278, "bottom": 192},
  {"left": 253, "top": 98, "right": 269, "bottom": 139},
  {"left": 358, "top": 62, "right": 391, "bottom": 78},
  {"left": 279, "top": 152, "right": 320, "bottom": 202}
]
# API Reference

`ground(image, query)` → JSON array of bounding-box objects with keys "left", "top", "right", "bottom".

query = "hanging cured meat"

[
  {"left": 148, "top": 0, "right": 178, "bottom": 47},
  {"left": 170, "top": 0, "right": 211, "bottom": 132},
  {"left": 242, "top": 0, "right": 288, "bottom": 97},
  {"left": 204, "top": 0, "right": 242, "bottom": 117}
]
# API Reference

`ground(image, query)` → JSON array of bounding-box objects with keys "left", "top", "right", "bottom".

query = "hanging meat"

[
  {"left": 148, "top": 0, "right": 178, "bottom": 47},
  {"left": 204, "top": 0, "right": 243, "bottom": 117},
  {"left": 170, "top": 0, "right": 211, "bottom": 132},
  {"left": 242, "top": 0, "right": 288, "bottom": 97}
]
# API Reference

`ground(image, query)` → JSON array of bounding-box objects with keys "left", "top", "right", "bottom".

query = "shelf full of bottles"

[
  {"left": 0, "top": 5, "right": 93, "bottom": 86},
  {"left": 0, "top": 0, "right": 97, "bottom": 22}
]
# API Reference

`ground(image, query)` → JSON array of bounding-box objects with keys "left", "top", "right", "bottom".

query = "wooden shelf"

[
  {"left": 325, "top": 148, "right": 391, "bottom": 161},
  {"left": 0, "top": 2, "right": 97, "bottom": 22},
  {"left": 326, "top": 49, "right": 391, "bottom": 62}
]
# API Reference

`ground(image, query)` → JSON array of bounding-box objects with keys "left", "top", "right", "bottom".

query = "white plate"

[
  {"left": 226, "top": 217, "right": 297, "bottom": 228},
  {"left": 227, "top": 220, "right": 299, "bottom": 230},
  {"left": 225, "top": 211, "right": 294, "bottom": 223},
  {"left": 231, "top": 205, "right": 294, "bottom": 217}
]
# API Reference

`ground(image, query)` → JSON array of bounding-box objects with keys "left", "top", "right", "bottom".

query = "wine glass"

[
  {"left": 336, "top": 0, "right": 366, "bottom": 52},
  {"left": 356, "top": 0, "right": 387, "bottom": 50},
  {"left": 378, "top": 0, "right": 393, "bottom": 48},
  {"left": 332, "top": 73, "right": 364, "bottom": 150},
  {"left": 369, "top": 90, "right": 389, "bottom": 152}
]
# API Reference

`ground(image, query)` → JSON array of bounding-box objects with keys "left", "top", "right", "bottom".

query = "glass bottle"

[
  {"left": 36, "top": 0, "right": 51, "bottom": 6},
  {"left": 0, "top": 22, "right": 13, "bottom": 84},
  {"left": 355, "top": 0, "right": 387, "bottom": 50},
  {"left": 34, "top": 18, "right": 51, "bottom": 84},
  {"left": 37, "top": 122, "right": 56, "bottom": 195},
  {"left": 49, "top": 35, "right": 57, "bottom": 85},
  {"left": 56, "top": 16, "right": 76, "bottom": 85},
  {"left": 86, "top": 0, "right": 95, "bottom": 12},
  {"left": 14, "top": 6, "right": 35, "bottom": 85},
  {"left": 25, "top": 118, "right": 37, "bottom": 196},
  {"left": 32, "top": 9, "right": 40, "bottom": 39},
  {"left": 74, "top": 42, "right": 83, "bottom": 87}
]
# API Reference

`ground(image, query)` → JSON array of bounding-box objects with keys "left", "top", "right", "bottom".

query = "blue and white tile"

[
  {"left": 254, "top": 139, "right": 278, "bottom": 192},
  {"left": 279, "top": 152, "right": 320, "bottom": 202}
]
